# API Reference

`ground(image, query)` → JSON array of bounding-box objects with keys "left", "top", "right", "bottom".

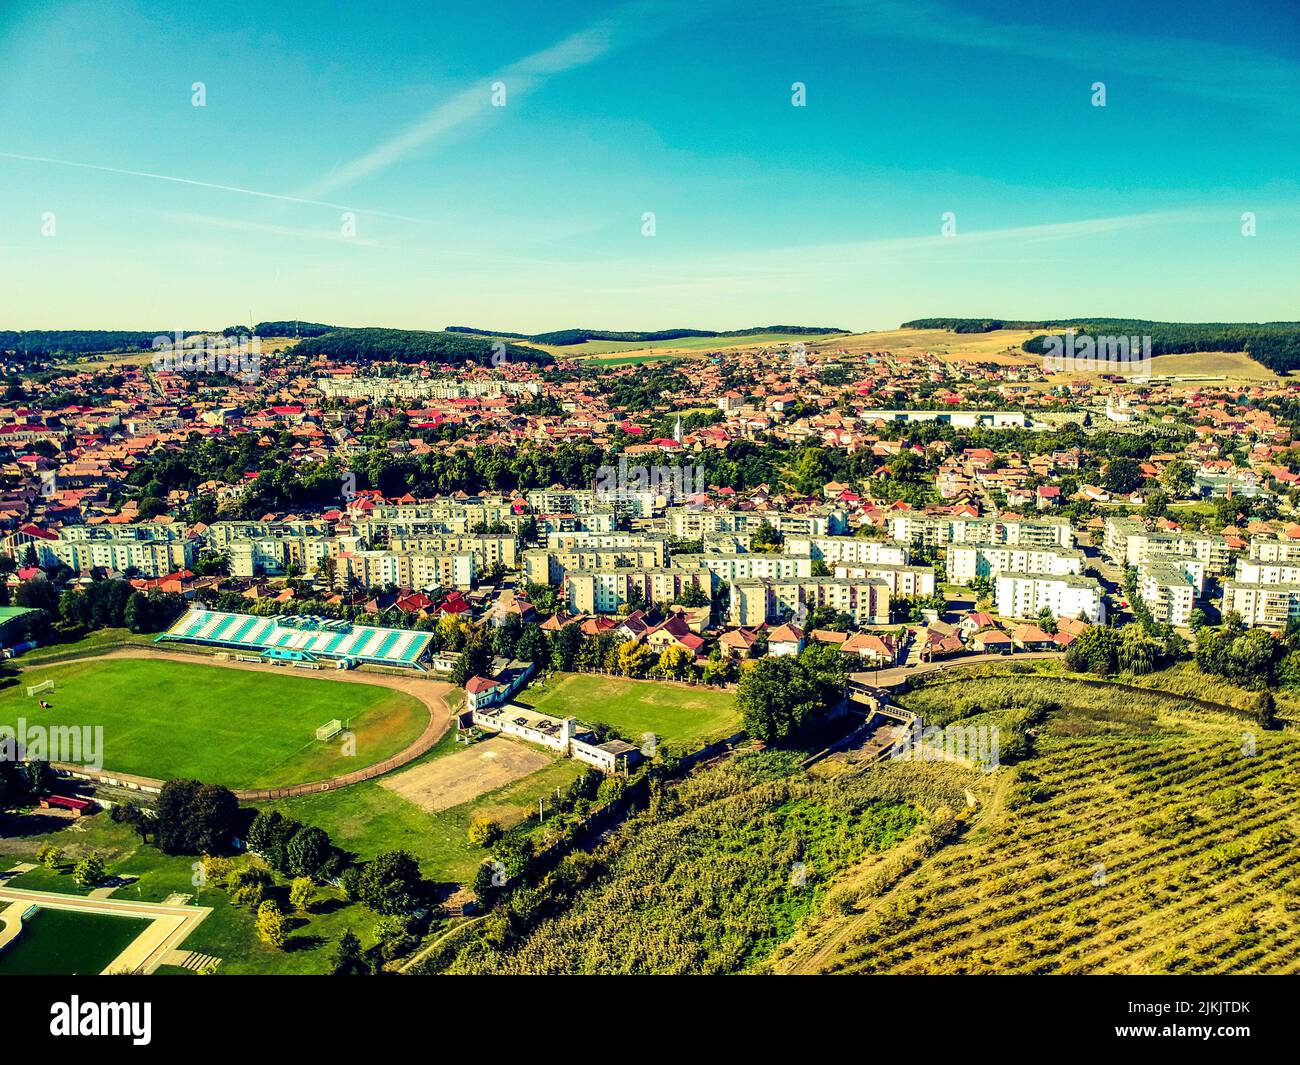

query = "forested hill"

[
  {"left": 445, "top": 325, "right": 848, "bottom": 346},
  {"left": 293, "top": 327, "right": 552, "bottom": 367},
  {"left": 901, "top": 318, "right": 1300, "bottom": 373},
  {"left": 0, "top": 330, "right": 189, "bottom": 360}
]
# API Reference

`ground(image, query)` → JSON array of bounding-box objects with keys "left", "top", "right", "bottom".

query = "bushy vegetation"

[{"left": 425, "top": 751, "right": 960, "bottom": 974}]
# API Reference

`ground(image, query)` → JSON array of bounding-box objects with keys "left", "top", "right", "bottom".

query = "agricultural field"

[
  {"left": 0, "top": 656, "right": 429, "bottom": 789},
  {"left": 530, "top": 331, "right": 846, "bottom": 359},
  {"left": 771, "top": 676, "right": 1300, "bottom": 975},
  {"left": 427, "top": 673, "right": 1299, "bottom": 975},
  {"left": 516, "top": 672, "right": 740, "bottom": 749}
]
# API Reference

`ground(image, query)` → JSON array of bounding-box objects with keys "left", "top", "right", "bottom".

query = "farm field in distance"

[
  {"left": 516, "top": 672, "right": 740, "bottom": 750},
  {"left": 0, "top": 656, "right": 430, "bottom": 789}
]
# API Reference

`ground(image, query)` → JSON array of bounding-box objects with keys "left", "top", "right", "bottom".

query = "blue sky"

[{"left": 0, "top": 0, "right": 1296, "bottom": 331}]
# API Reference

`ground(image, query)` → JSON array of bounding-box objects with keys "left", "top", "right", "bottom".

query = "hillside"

[
  {"left": 293, "top": 327, "right": 552, "bottom": 367},
  {"left": 902, "top": 317, "right": 1300, "bottom": 373},
  {"left": 771, "top": 675, "right": 1300, "bottom": 975},
  {"left": 445, "top": 324, "right": 848, "bottom": 346}
]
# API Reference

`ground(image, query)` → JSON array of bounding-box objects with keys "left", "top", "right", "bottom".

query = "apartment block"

[
  {"left": 947, "top": 544, "right": 1085, "bottom": 583},
  {"left": 727, "top": 576, "right": 891, "bottom": 627},
  {"left": 666, "top": 507, "right": 848, "bottom": 540},
  {"left": 783, "top": 535, "right": 910, "bottom": 566},
  {"left": 831, "top": 562, "right": 935, "bottom": 598},
  {"left": 889, "top": 515, "right": 1074, "bottom": 549},
  {"left": 563, "top": 567, "right": 714, "bottom": 615},
  {"left": 1221, "top": 581, "right": 1300, "bottom": 628},
  {"left": 335, "top": 549, "right": 475, "bottom": 591},
  {"left": 994, "top": 571, "right": 1105, "bottom": 623},
  {"left": 673, "top": 552, "right": 814, "bottom": 583},
  {"left": 1137, "top": 562, "right": 1197, "bottom": 627},
  {"left": 1103, "top": 517, "right": 1232, "bottom": 574}
]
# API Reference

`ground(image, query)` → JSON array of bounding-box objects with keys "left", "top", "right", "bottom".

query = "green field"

[
  {"left": 586, "top": 352, "right": 685, "bottom": 367},
  {"left": 273, "top": 731, "right": 585, "bottom": 884},
  {"left": 523, "top": 331, "right": 845, "bottom": 358},
  {"left": 0, "top": 657, "right": 429, "bottom": 788},
  {"left": 517, "top": 673, "right": 739, "bottom": 749},
  {"left": 0, "top": 906, "right": 146, "bottom": 975},
  {"left": 0, "top": 817, "right": 393, "bottom": 975}
]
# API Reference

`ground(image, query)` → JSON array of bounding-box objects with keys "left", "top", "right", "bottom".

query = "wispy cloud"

[
  {"left": 298, "top": 0, "right": 697, "bottom": 199},
  {"left": 0, "top": 151, "right": 434, "bottom": 225},
  {"left": 142, "top": 209, "right": 383, "bottom": 248}
]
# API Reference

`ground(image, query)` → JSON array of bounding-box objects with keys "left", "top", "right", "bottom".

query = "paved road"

[{"left": 856, "top": 650, "right": 1065, "bottom": 689}]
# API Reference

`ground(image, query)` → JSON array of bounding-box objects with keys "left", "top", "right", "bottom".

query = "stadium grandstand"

[{"left": 157, "top": 609, "right": 435, "bottom": 671}]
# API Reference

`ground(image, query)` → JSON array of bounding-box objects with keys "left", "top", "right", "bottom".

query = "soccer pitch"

[{"left": 0, "top": 657, "right": 430, "bottom": 789}]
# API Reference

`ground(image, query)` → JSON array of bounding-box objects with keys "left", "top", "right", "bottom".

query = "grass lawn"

[
  {"left": 0, "top": 907, "right": 147, "bottom": 975},
  {"left": 517, "top": 672, "right": 740, "bottom": 749},
  {"left": 0, "top": 657, "right": 428, "bottom": 788},
  {"left": 275, "top": 731, "right": 586, "bottom": 885},
  {"left": 15, "top": 628, "right": 155, "bottom": 665},
  {"left": 0, "top": 816, "right": 388, "bottom": 975}
]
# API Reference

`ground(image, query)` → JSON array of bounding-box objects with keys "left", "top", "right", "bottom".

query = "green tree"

[
  {"left": 468, "top": 816, "right": 502, "bottom": 848},
  {"left": 256, "top": 900, "right": 287, "bottom": 949},
  {"left": 357, "top": 850, "right": 423, "bottom": 915},
  {"left": 289, "top": 877, "right": 316, "bottom": 913},
  {"left": 73, "top": 852, "right": 106, "bottom": 888},
  {"left": 737, "top": 656, "right": 822, "bottom": 744}
]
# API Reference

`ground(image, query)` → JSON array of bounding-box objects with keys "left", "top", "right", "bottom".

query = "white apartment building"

[
  {"left": 674, "top": 553, "right": 814, "bottom": 583},
  {"left": 832, "top": 563, "right": 935, "bottom": 598},
  {"left": 563, "top": 567, "right": 713, "bottom": 615},
  {"left": 783, "top": 535, "right": 910, "bottom": 567},
  {"left": 1221, "top": 581, "right": 1300, "bottom": 628},
  {"left": 1137, "top": 562, "right": 1197, "bottom": 627},
  {"left": 336, "top": 549, "right": 475, "bottom": 591},
  {"left": 889, "top": 515, "right": 1074, "bottom": 549},
  {"left": 1103, "top": 517, "right": 1233, "bottom": 574},
  {"left": 45, "top": 536, "right": 190, "bottom": 578},
  {"left": 1236, "top": 559, "right": 1300, "bottom": 587},
  {"left": 1247, "top": 536, "right": 1300, "bottom": 564},
  {"left": 728, "top": 576, "right": 891, "bottom": 627},
  {"left": 666, "top": 508, "right": 848, "bottom": 539},
  {"left": 947, "top": 544, "right": 1084, "bottom": 583},
  {"left": 995, "top": 571, "right": 1105, "bottom": 623}
]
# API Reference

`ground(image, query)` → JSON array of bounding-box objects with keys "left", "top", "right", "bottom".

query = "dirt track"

[
  {"left": 37, "top": 647, "right": 455, "bottom": 801},
  {"left": 380, "top": 736, "right": 551, "bottom": 813}
]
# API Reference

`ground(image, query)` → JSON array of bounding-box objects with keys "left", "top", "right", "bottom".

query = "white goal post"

[
  {"left": 25, "top": 680, "right": 54, "bottom": 697},
  {"left": 315, "top": 719, "right": 344, "bottom": 741}
]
